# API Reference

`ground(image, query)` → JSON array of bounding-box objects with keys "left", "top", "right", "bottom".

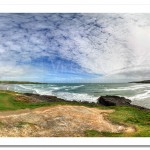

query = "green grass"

[
  {"left": 0, "top": 91, "right": 50, "bottom": 110},
  {"left": 84, "top": 130, "right": 123, "bottom": 137},
  {"left": 85, "top": 106, "right": 150, "bottom": 137},
  {"left": 108, "top": 106, "right": 150, "bottom": 137},
  {"left": 0, "top": 90, "right": 107, "bottom": 111},
  {"left": 0, "top": 90, "right": 149, "bottom": 137}
]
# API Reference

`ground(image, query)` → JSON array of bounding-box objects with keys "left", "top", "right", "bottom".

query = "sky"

[{"left": 0, "top": 13, "right": 150, "bottom": 83}]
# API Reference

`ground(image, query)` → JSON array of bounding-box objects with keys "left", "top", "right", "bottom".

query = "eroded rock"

[{"left": 0, "top": 105, "right": 132, "bottom": 137}]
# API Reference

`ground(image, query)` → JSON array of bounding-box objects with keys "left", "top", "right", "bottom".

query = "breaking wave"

[
  {"left": 55, "top": 92, "right": 97, "bottom": 103},
  {"left": 0, "top": 83, "right": 150, "bottom": 108}
]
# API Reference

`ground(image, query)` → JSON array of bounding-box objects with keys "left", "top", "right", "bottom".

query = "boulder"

[{"left": 97, "top": 95, "right": 131, "bottom": 106}]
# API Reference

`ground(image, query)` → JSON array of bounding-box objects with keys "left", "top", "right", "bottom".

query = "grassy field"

[{"left": 0, "top": 90, "right": 149, "bottom": 137}]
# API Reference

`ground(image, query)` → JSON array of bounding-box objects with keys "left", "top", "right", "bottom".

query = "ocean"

[{"left": 0, "top": 83, "right": 150, "bottom": 109}]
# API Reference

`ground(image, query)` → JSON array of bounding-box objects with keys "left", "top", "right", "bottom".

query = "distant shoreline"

[
  {"left": 0, "top": 81, "right": 48, "bottom": 84},
  {"left": 129, "top": 80, "right": 150, "bottom": 84},
  {"left": 1, "top": 80, "right": 150, "bottom": 84}
]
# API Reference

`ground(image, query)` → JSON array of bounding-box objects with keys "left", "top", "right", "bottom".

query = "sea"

[{"left": 0, "top": 83, "right": 150, "bottom": 109}]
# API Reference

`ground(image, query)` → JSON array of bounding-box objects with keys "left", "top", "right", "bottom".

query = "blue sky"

[{"left": 0, "top": 14, "right": 150, "bottom": 83}]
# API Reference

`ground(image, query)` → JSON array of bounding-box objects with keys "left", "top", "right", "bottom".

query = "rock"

[
  {"left": 23, "top": 93, "right": 67, "bottom": 102},
  {"left": 0, "top": 105, "right": 128, "bottom": 137},
  {"left": 97, "top": 95, "right": 131, "bottom": 106},
  {"left": 23, "top": 93, "right": 97, "bottom": 106},
  {"left": 97, "top": 95, "right": 150, "bottom": 111}
]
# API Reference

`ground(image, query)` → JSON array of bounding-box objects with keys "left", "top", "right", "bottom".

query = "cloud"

[
  {"left": 0, "top": 62, "right": 33, "bottom": 80},
  {"left": 0, "top": 14, "right": 150, "bottom": 82}
]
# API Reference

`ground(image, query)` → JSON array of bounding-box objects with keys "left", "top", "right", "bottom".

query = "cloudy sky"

[{"left": 0, "top": 13, "right": 150, "bottom": 83}]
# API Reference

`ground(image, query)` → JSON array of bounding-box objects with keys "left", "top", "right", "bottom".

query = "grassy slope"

[
  {"left": 85, "top": 106, "right": 150, "bottom": 137},
  {"left": 0, "top": 90, "right": 149, "bottom": 137},
  {"left": 0, "top": 91, "right": 50, "bottom": 110}
]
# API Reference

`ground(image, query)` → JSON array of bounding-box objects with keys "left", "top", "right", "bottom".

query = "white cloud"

[{"left": 0, "top": 63, "right": 30, "bottom": 78}]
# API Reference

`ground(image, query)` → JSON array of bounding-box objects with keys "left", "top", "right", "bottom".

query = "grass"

[
  {"left": 108, "top": 106, "right": 150, "bottom": 137},
  {"left": 85, "top": 106, "right": 150, "bottom": 137},
  {"left": 0, "top": 90, "right": 107, "bottom": 111},
  {"left": 84, "top": 130, "right": 123, "bottom": 137},
  {"left": 0, "top": 121, "right": 5, "bottom": 127},
  {"left": 0, "top": 91, "right": 50, "bottom": 110},
  {"left": 0, "top": 90, "right": 149, "bottom": 137},
  {"left": 15, "top": 122, "right": 36, "bottom": 128}
]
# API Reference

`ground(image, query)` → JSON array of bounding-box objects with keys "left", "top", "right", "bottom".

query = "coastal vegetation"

[
  {"left": 129, "top": 80, "right": 150, "bottom": 83},
  {"left": 84, "top": 107, "right": 150, "bottom": 137},
  {"left": 0, "top": 90, "right": 149, "bottom": 137},
  {"left": 0, "top": 90, "right": 103, "bottom": 111}
]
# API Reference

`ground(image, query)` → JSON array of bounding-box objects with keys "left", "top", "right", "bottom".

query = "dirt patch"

[{"left": 0, "top": 105, "right": 135, "bottom": 137}]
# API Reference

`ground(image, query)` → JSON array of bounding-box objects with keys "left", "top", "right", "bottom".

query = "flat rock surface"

[{"left": 0, "top": 105, "right": 135, "bottom": 137}]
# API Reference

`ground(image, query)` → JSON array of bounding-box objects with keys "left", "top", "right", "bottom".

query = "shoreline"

[
  {"left": 0, "top": 89, "right": 149, "bottom": 111},
  {"left": 0, "top": 82, "right": 150, "bottom": 110},
  {"left": 23, "top": 93, "right": 150, "bottom": 111}
]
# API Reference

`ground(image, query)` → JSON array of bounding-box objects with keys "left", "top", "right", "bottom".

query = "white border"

[
  {"left": 0, "top": 0, "right": 150, "bottom": 5},
  {"left": 0, "top": 0, "right": 150, "bottom": 146},
  {"left": 0, "top": 137, "right": 149, "bottom": 145},
  {"left": 1, "top": 5, "right": 150, "bottom": 13},
  {"left": 1, "top": 0, "right": 150, "bottom": 5}
]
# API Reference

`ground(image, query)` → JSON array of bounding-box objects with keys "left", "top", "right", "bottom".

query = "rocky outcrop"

[
  {"left": 23, "top": 93, "right": 67, "bottom": 102},
  {"left": 97, "top": 95, "right": 149, "bottom": 111},
  {"left": 16, "top": 93, "right": 77, "bottom": 103},
  {"left": 0, "top": 105, "right": 134, "bottom": 137},
  {"left": 98, "top": 95, "right": 131, "bottom": 106},
  {"left": 15, "top": 93, "right": 97, "bottom": 106}
]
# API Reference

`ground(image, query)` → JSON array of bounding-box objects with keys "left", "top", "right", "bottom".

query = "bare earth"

[{"left": 0, "top": 105, "right": 135, "bottom": 137}]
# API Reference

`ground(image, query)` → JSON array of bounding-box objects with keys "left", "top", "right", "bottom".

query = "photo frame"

[{"left": 0, "top": 0, "right": 149, "bottom": 147}]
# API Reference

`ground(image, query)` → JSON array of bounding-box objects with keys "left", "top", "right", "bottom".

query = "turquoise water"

[{"left": 0, "top": 83, "right": 150, "bottom": 108}]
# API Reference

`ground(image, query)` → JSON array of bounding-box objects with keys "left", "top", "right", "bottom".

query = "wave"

[
  {"left": 104, "top": 84, "right": 150, "bottom": 92},
  {"left": 54, "top": 92, "right": 98, "bottom": 103},
  {"left": 70, "top": 85, "right": 84, "bottom": 89},
  {"left": 0, "top": 83, "right": 150, "bottom": 106},
  {"left": 131, "top": 99, "right": 150, "bottom": 109},
  {"left": 14, "top": 84, "right": 95, "bottom": 102},
  {"left": 127, "top": 90, "right": 150, "bottom": 101},
  {"left": 33, "top": 89, "right": 53, "bottom": 95}
]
